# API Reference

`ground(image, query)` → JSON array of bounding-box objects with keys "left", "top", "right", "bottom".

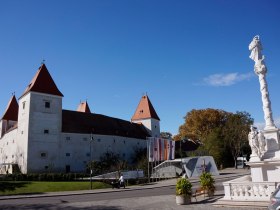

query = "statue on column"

[{"left": 248, "top": 36, "right": 276, "bottom": 130}]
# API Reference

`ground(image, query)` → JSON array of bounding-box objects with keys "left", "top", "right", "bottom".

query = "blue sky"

[{"left": 0, "top": 0, "right": 280, "bottom": 135}]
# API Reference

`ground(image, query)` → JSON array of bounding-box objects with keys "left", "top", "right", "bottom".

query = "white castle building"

[{"left": 0, "top": 63, "right": 160, "bottom": 174}]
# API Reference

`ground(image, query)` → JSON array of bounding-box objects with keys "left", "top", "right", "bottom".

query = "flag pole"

[{"left": 147, "top": 137, "right": 150, "bottom": 183}]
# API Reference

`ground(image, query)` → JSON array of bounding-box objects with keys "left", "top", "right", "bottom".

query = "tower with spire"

[
  {"left": 0, "top": 63, "right": 158, "bottom": 174},
  {"left": 0, "top": 95, "right": 18, "bottom": 138},
  {"left": 131, "top": 94, "right": 160, "bottom": 137},
  {"left": 17, "top": 63, "right": 64, "bottom": 173}
]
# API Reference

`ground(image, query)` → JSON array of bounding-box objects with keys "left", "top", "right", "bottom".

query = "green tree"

[
  {"left": 177, "top": 109, "right": 253, "bottom": 167},
  {"left": 131, "top": 147, "right": 148, "bottom": 176},
  {"left": 203, "top": 128, "right": 225, "bottom": 168},
  {"left": 223, "top": 111, "right": 253, "bottom": 168}
]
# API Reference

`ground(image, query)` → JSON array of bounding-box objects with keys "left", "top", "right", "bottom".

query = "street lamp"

[{"left": 90, "top": 133, "right": 94, "bottom": 190}]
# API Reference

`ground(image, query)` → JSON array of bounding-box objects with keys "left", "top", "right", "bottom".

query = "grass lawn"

[{"left": 0, "top": 181, "right": 111, "bottom": 196}]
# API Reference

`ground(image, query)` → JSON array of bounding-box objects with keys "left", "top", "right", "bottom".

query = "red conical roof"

[
  {"left": 77, "top": 101, "right": 91, "bottom": 113},
  {"left": 131, "top": 95, "right": 160, "bottom": 121},
  {"left": 1, "top": 95, "right": 18, "bottom": 121},
  {"left": 20, "top": 63, "right": 63, "bottom": 98}
]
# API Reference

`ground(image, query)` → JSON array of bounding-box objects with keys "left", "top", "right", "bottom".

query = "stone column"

[{"left": 248, "top": 36, "right": 280, "bottom": 159}]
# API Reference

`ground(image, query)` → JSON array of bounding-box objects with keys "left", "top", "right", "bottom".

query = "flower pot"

[{"left": 176, "top": 195, "right": 191, "bottom": 205}]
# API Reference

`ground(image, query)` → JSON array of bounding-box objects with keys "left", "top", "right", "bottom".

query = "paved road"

[{"left": 0, "top": 168, "right": 267, "bottom": 210}]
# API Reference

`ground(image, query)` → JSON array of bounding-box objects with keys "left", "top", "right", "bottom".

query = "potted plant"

[
  {"left": 176, "top": 177, "right": 192, "bottom": 205},
  {"left": 199, "top": 172, "right": 215, "bottom": 197}
]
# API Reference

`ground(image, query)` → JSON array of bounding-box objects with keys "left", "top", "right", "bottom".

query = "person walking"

[{"left": 119, "top": 174, "right": 125, "bottom": 188}]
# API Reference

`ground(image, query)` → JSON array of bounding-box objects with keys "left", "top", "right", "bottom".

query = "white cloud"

[{"left": 203, "top": 72, "right": 253, "bottom": 87}]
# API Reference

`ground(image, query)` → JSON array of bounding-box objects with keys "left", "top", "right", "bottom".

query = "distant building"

[{"left": 0, "top": 64, "right": 160, "bottom": 174}]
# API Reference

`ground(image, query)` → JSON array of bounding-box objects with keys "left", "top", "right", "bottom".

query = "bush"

[
  {"left": 199, "top": 172, "right": 215, "bottom": 194},
  {"left": 0, "top": 173, "right": 88, "bottom": 182},
  {"left": 176, "top": 178, "right": 192, "bottom": 197}
]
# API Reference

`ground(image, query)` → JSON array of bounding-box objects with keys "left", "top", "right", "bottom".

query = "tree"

[
  {"left": 177, "top": 108, "right": 254, "bottom": 167},
  {"left": 223, "top": 111, "right": 253, "bottom": 168},
  {"left": 178, "top": 108, "right": 227, "bottom": 143},
  {"left": 160, "top": 132, "right": 173, "bottom": 139},
  {"left": 130, "top": 147, "right": 148, "bottom": 176}
]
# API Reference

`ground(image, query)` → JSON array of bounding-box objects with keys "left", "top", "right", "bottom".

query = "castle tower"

[
  {"left": 17, "top": 63, "right": 63, "bottom": 173},
  {"left": 0, "top": 95, "right": 18, "bottom": 138},
  {"left": 76, "top": 101, "right": 91, "bottom": 113},
  {"left": 131, "top": 95, "right": 160, "bottom": 137}
]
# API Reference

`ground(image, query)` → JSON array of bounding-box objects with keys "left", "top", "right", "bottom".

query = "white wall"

[
  {"left": 132, "top": 118, "right": 160, "bottom": 137},
  {"left": 59, "top": 133, "right": 147, "bottom": 173},
  {"left": 0, "top": 129, "right": 18, "bottom": 173},
  {"left": 26, "top": 92, "right": 62, "bottom": 173}
]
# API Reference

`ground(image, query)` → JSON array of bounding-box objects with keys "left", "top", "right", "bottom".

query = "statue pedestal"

[
  {"left": 248, "top": 159, "right": 280, "bottom": 182},
  {"left": 263, "top": 128, "right": 280, "bottom": 160}
]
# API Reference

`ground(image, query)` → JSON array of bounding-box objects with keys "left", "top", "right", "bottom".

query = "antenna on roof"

[{"left": 41, "top": 59, "right": 45, "bottom": 64}]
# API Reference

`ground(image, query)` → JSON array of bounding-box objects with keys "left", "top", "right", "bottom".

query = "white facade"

[
  {"left": 0, "top": 64, "right": 160, "bottom": 174},
  {"left": 132, "top": 118, "right": 160, "bottom": 138}
]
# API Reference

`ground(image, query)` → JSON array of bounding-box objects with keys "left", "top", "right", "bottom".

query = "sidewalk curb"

[{"left": 0, "top": 169, "right": 249, "bottom": 201}]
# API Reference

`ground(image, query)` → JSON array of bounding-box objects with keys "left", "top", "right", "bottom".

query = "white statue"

[
  {"left": 258, "top": 130, "right": 266, "bottom": 157},
  {"left": 249, "top": 35, "right": 263, "bottom": 63},
  {"left": 249, "top": 36, "right": 276, "bottom": 130},
  {"left": 248, "top": 126, "right": 259, "bottom": 157},
  {"left": 248, "top": 126, "right": 267, "bottom": 160}
]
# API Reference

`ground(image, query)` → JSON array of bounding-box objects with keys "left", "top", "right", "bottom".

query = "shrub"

[{"left": 176, "top": 178, "right": 192, "bottom": 197}]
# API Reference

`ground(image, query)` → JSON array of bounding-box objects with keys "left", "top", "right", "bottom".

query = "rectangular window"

[
  {"left": 65, "top": 165, "right": 70, "bottom": 173},
  {"left": 66, "top": 137, "right": 71, "bottom": 140},
  {"left": 45, "top": 101, "right": 50, "bottom": 108},
  {"left": 44, "top": 129, "right": 49, "bottom": 134},
  {"left": 22, "top": 102, "right": 26, "bottom": 110},
  {"left": 66, "top": 153, "right": 70, "bottom": 157},
  {"left": 41, "top": 152, "right": 47, "bottom": 158}
]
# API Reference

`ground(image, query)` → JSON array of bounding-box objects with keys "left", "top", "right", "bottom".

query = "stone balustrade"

[{"left": 223, "top": 175, "right": 279, "bottom": 201}]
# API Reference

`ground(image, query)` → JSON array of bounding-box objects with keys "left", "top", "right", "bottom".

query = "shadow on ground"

[
  {"left": 0, "top": 182, "right": 31, "bottom": 193},
  {"left": 0, "top": 204, "right": 122, "bottom": 210}
]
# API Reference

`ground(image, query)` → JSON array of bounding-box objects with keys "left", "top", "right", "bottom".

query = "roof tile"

[
  {"left": 1, "top": 95, "right": 18, "bottom": 121},
  {"left": 20, "top": 63, "right": 63, "bottom": 98},
  {"left": 77, "top": 101, "right": 91, "bottom": 113},
  {"left": 62, "top": 110, "right": 150, "bottom": 139},
  {"left": 131, "top": 95, "right": 160, "bottom": 121}
]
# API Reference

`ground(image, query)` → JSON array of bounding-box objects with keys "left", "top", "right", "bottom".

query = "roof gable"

[
  {"left": 131, "top": 95, "right": 160, "bottom": 121},
  {"left": 1, "top": 95, "right": 18, "bottom": 121},
  {"left": 77, "top": 101, "right": 91, "bottom": 113},
  {"left": 20, "top": 63, "right": 63, "bottom": 98}
]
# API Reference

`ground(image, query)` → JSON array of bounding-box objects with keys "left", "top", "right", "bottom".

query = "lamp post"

[{"left": 90, "top": 133, "right": 94, "bottom": 190}]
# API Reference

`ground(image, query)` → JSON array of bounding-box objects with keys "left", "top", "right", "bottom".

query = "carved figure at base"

[
  {"left": 248, "top": 126, "right": 267, "bottom": 160},
  {"left": 248, "top": 126, "right": 259, "bottom": 157},
  {"left": 258, "top": 130, "right": 266, "bottom": 157}
]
